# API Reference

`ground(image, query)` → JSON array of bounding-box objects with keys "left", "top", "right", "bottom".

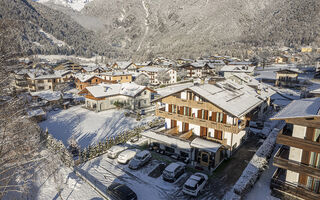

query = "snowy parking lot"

[
  {"left": 39, "top": 105, "right": 157, "bottom": 148},
  {"left": 77, "top": 152, "right": 193, "bottom": 200}
]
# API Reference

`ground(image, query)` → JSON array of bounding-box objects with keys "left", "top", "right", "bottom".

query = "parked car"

[
  {"left": 107, "top": 183, "right": 137, "bottom": 200},
  {"left": 162, "top": 162, "right": 185, "bottom": 182},
  {"left": 117, "top": 149, "right": 140, "bottom": 164},
  {"left": 182, "top": 173, "right": 208, "bottom": 197},
  {"left": 107, "top": 145, "right": 128, "bottom": 159},
  {"left": 128, "top": 150, "right": 151, "bottom": 170}
]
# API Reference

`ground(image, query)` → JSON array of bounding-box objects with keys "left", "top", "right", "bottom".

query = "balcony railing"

[
  {"left": 156, "top": 108, "right": 246, "bottom": 134},
  {"left": 271, "top": 168, "right": 320, "bottom": 200},
  {"left": 206, "top": 136, "right": 228, "bottom": 146},
  {"left": 274, "top": 146, "right": 320, "bottom": 179},
  {"left": 277, "top": 133, "right": 320, "bottom": 153}
]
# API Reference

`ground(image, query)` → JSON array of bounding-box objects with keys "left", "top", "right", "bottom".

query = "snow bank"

[{"left": 229, "top": 121, "right": 286, "bottom": 197}]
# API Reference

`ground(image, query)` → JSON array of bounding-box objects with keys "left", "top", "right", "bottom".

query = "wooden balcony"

[
  {"left": 273, "top": 146, "right": 320, "bottom": 179},
  {"left": 156, "top": 109, "right": 246, "bottom": 134},
  {"left": 206, "top": 136, "right": 228, "bottom": 146},
  {"left": 161, "top": 96, "right": 223, "bottom": 112},
  {"left": 271, "top": 168, "right": 320, "bottom": 200},
  {"left": 277, "top": 133, "right": 320, "bottom": 153}
]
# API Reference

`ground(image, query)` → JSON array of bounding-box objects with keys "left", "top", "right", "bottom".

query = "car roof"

[
  {"left": 185, "top": 178, "right": 198, "bottom": 187},
  {"left": 108, "top": 183, "right": 135, "bottom": 197},
  {"left": 136, "top": 150, "right": 150, "bottom": 157},
  {"left": 165, "top": 162, "right": 182, "bottom": 172},
  {"left": 109, "top": 145, "right": 126, "bottom": 152}
]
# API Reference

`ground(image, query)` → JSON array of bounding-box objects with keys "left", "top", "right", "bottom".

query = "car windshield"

[
  {"left": 163, "top": 170, "right": 174, "bottom": 177},
  {"left": 185, "top": 184, "right": 197, "bottom": 191}
]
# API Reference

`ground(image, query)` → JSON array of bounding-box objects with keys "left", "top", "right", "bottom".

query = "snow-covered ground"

[
  {"left": 78, "top": 153, "right": 190, "bottom": 200},
  {"left": 36, "top": 165, "right": 102, "bottom": 200},
  {"left": 39, "top": 105, "right": 157, "bottom": 148},
  {"left": 35, "top": 0, "right": 93, "bottom": 11},
  {"left": 39, "top": 29, "right": 68, "bottom": 47}
]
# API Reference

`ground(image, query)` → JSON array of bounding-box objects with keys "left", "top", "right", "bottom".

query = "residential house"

[
  {"left": 220, "top": 65, "right": 256, "bottom": 78},
  {"left": 134, "top": 61, "right": 153, "bottom": 70},
  {"left": 176, "top": 58, "right": 194, "bottom": 65},
  {"left": 15, "top": 68, "right": 73, "bottom": 92},
  {"left": 138, "top": 67, "right": 177, "bottom": 85},
  {"left": 30, "top": 90, "right": 62, "bottom": 107},
  {"left": 275, "top": 69, "right": 301, "bottom": 88},
  {"left": 112, "top": 61, "right": 136, "bottom": 71},
  {"left": 141, "top": 80, "right": 274, "bottom": 172},
  {"left": 99, "top": 72, "right": 133, "bottom": 83},
  {"left": 74, "top": 74, "right": 116, "bottom": 90},
  {"left": 79, "top": 82, "right": 155, "bottom": 112},
  {"left": 301, "top": 47, "right": 313, "bottom": 53},
  {"left": 80, "top": 66, "right": 106, "bottom": 74},
  {"left": 270, "top": 98, "right": 320, "bottom": 200},
  {"left": 180, "top": 62, "right": 207, "bottom": 78},
  {"left": 275, "top": 56, "right": 289, "bottom": 64},
  {"left": 54, "top": 61, "right": 82, "bottom": 72}
]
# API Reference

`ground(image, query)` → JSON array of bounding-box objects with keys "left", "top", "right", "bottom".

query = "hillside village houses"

[
  {"left": 111, "top": 61, "right": 137, "bottom": 72},
  {"left": 74, "top": 74, "right": 116, "bottom": 90},
  {"left": 270, "top": 98, "right": 320, "bottom": 200},
  {"left": 138, "top": 66, "right": 177, "bottom": 85},
  {"left": 220, "top": 64, "right": 256, "bottom": 78},
  {"left": 98, "top": 72, "right": 133, "bottom": 83},
  {"left": 141, "top": 79, "right": 275, "bottom": 172},
  {"left": 79, "top": 82, "right": 155, "bottom": 112},
  {"left": 14, "top": 68, "right": 73, "bottom": 92}
]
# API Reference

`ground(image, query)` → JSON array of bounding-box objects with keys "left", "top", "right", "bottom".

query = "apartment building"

[
  {"left": 141, "top": 80, "right": 274, "bottom": 172},
  {"left": 270, "top": 98, "right": 320, "bottom": 200},
  {"left": 14, "top": 69, "right": 73, "bottom": 92},
  {"left": 138, "top": 67, "right": 177, "bottom": 85}
]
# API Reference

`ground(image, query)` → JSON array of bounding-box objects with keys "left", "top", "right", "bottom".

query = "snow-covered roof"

[
  {"left": 255, "top": 71, "right": 277, "bottom": 80},
  {"left": 221, "top": 65, "right": 255, "bottom": 73},
  {"left": 190, "top": 138, "right": 221, "bottom": 153},
  {"left": 309, "top": 88, "right": 320, "bottom": 94},
  {"left": 30, "top": 90, "right": 62, "bottom": 101},
  {"left": 276, "top": 68, "right": 302, "bottom": 74},
  {"left": 74, "top": 74, "right": 95, "bottom": 82},
  {"left": 228, "top": 61, "right": 252, "bottom": 65},
  {"left": 85, "top": 82, "right": 147, "bottom": 98},
  {"left": 155, "top": 80, "right": 274, "bottom": 117},
  {"left": 138, "top": 66, "right": 169, "bottom": 73},
  {"left": 135, "top": 61, "right": 152, "bottom": 66},
  {"left": 271, "top": 97, "right": 320, "bottom": 120},
  {"left": 100, "top": 72, "right": 132, "bottom": 76},
  {"left": 27, "top": 108, "right": 46, "bottom": 117},
  {"left": 156, "top": 82, "right": 194, "bottom": 97},
  {"left": 114, "top": 61, "right": 132, "bottom": 69},
  {"left": 140, "top": 131, "right": 191, "bottom": 151}
]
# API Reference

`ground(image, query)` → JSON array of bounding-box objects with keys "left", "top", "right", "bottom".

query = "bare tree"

[
  {"left": 0, "top": 21, "right": 63, "bottom": 199},
  {"left": 157, "top": 70, "right": 170, "bottom": 84},
  {"left": 134, "top": 74, "right": 149, "bottom": 86},
  {"left": 178, "top": 69, "right": 188, "bottom": 80}
]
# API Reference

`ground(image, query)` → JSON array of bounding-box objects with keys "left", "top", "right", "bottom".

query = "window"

[
  {"left": 144, "top": 100, "right": 146, "bottom": 104},
  {"left": 216, "top": 113, "right": 224, "bottom": 123},
  {"left": 144, "top": 91, "right": 147, "bottom": 95}
]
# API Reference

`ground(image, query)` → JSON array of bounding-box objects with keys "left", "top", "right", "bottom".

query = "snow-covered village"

[{"left": 1, "top": 1, "right": 320, "bottom": 200}]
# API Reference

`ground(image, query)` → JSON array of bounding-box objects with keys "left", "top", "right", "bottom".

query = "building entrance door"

[{"left": 200, "top": 151, "right": 210, "bottom": 167}]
